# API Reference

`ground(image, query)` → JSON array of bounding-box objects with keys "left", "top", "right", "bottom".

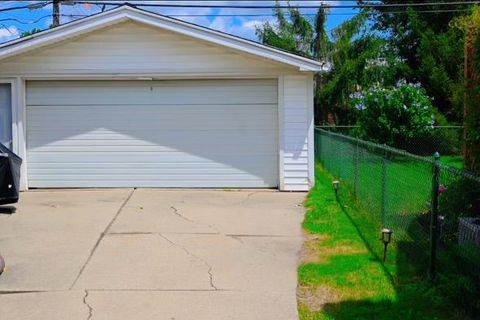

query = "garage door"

[{"left": 26, "top": 80, "right": 278, "bottom": 188}]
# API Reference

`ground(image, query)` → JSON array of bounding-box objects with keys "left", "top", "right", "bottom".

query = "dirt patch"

[
  {"left": 320, "top": 244, "right": 368, "bottom": 257},
  {"left": 299, "top": 233, "right": 367, "bottom": 265},
  {"left": 297, "top": 286, "right": 340, "bottom": 312},
  {"left": 299, "top": 233, "right": 329, "bottom": 264}
]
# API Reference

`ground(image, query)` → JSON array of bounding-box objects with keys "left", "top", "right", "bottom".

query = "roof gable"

[
  {"left": 0, "top": 21, "right": 297, "bottom": 76},
  {"left": 0, "top": 6, "right": 323, "bottom": 72}
]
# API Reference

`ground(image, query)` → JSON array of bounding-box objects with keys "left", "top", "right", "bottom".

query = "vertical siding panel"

[
  {"left": 278, "top": 76, "right": 285, "bottom": 190},
  {"left": 307, "top": 75, "right": 315, "bottom": 187},
  {"left": 281, "top": 74, "right": 313, "bottom": 191}
]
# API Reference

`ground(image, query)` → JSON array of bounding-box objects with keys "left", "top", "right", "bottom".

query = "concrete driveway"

[{"left": 0, "top": 189, "right": 305, "bottom": 320}]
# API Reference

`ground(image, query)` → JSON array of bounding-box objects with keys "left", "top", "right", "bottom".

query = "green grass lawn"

[
  {"left": 440, "top": 155, "right": 463, "bottom": 169},
  {"left": 297, "top": 165, "right": 454, "bottom": 320}
]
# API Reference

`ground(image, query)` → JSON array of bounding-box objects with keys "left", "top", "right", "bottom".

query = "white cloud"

[
  {"left": 0, "top": 26, "right": 19, "bottom": 41},
  {"left": 60, "top": 1, "right": 338, "bottom": 40}
]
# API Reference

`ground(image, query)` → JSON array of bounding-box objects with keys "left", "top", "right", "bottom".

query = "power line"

[
  {"left": 0, "top": 0, "right": 475, "bottom": 28},
  {"left": 70, "top": 0, "right": 480, "bottom": 9},
  {"left": 0, "top": 7, "right": 474, "bottom": 24},
  {"left": 56, "top": 7, "right": 473, "bottom": 19},
  {"left": 0, "top": 15, "right": 50, "bottom": 24},
  {"left": 4, "top": 0, "right": 351, "bottom": 1},
  {"left": 0, "top": 3, "right": 49, "bottom": 13},
  {"left": 0, "top": 1, "right": 478, "bottom": 14}
]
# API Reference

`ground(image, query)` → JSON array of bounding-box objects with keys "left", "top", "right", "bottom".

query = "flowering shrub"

[{"left": 349, "top": 80, "right": 434, "bottom": 147}]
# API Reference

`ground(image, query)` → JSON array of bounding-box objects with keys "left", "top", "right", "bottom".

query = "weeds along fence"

[{"left": 315, "top": 128, "right": 480, "bottom": 313}]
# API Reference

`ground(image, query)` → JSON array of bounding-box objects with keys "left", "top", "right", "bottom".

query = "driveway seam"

[
  {"left": 69, "top": 188, "right": 136, "bottom": 290},
  {"left": 158, "top": 234, "right": 218, "bottom": 291}
]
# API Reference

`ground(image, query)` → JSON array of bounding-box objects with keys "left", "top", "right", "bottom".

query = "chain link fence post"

[
  {"left": 429, "top": 152, "right": 441, "bottom": 281},
  {"left": 353, "top": 139, "right": 359, "bottom": 198},
  {"left": 381, "top": 149, "right": 388, "bottom": 227}
]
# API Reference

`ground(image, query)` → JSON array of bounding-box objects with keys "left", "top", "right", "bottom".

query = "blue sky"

[{"left": 0, "top": 1, "right": 359, "bottom": 44}]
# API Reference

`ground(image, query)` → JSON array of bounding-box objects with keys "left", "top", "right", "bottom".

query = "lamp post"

[{"left": 380, "top": 228, "right": 393, "bottom": 262}]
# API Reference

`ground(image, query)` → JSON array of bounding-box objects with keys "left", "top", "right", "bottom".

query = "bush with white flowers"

[{"left": 349, "top": 80, "right": 435, "bottom": 147}]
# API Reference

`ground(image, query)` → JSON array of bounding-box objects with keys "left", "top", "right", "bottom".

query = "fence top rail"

[
  {"left": 438, "top": 162, "right": 480, "bottom": 183},
  {"left": 315, "top": 125, "right": 464, "bottom": 129},
  {"left": 316, "top": 128, "right": 436, "bottom": 164},
  {"left": 316, "top": 128, "right": 480, "bottom": 183}
]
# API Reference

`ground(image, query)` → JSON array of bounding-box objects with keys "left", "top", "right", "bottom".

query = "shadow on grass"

[{"left": 319, "top": 198, "right": 453, "bottom": 320}]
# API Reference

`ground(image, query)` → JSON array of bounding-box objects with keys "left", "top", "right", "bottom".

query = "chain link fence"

[
  {"left": 315, "top": 128, "right": 480, "bottom": 314},
  {"left": 317, "top": 125, "right": 464, "bottom": 160}
]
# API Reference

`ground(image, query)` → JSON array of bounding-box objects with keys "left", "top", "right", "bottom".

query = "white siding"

[
  {"left": 0, "top": 21, "right": 296, "bottom": 77},
  {"left": 26, "top": 79, "right": 279, "bottom": 188},
  {"left": 280, "top": 75, "right": 314, "bottom": 191}
]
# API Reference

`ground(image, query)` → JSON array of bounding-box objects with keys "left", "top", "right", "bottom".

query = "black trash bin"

[{"left": 0, "top": 143, "right": 22, "bottom": 205}]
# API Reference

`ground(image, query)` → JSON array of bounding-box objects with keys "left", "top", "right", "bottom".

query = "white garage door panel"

[{"left": 26, "top": 80, "right": 278, "bottom": 188}]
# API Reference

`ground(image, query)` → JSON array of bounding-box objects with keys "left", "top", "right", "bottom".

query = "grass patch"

[
  {"left": 298, "top": 165, "right": 454, "bottom": 320},
  {"left": 440, "top": 155, "right": 463, "bottom": 169}
]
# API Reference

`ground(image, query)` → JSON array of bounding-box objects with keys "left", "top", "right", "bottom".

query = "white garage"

[{"left": 0, "top": 5, "right": 322, "bottom": 191}]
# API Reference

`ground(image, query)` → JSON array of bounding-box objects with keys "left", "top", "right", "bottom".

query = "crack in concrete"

[
  {"left": 83, "top": 290, "right": 93, "bottom": 320},
  {"left": 69, "top": 188, "right": 136, "bottom": 290},
  {"left": 242, "top": 191, "right": 258, "bottom": 205},
  {"left": 158, "top": 234, "right": 218, "bottom": 291},
  {"left": 170, "top": 206, "right": 196, "bottom": 224},
  {"left": 170, "top": 205, "right": 220, "bottom": 234}
]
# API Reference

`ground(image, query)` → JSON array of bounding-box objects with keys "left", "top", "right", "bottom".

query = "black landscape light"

[
  {"left": 332, "top": 180, "right": 340, "bottom": 198},
  {"left": 380, "top": 228, "right": 393, "bottom": 262}
]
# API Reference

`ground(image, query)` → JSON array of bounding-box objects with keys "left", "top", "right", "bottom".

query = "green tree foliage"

[
  {"left": 256, "top": 2, "right": 331, "bottom": 123},
  {"left": 256, "top": 6, "right": 401, "bottom": 124},
  {"left": 256, "top": 3, "right": 329, "bottom": 58},
  {"left": 465, "top": 32, "right": 480, "bottom": 173},
  {"left": 317, "top": 12, "right": 409, "bottom": 124},
  {"left": 365, "top": 1, "right": 470, "bottom": 120},
  {"left": 349, "top": 81, "right": 434, "bottom": 146},
  {"left": 20, "top": 28, "right": 43, "bottom": 38},
  {"left": 453, "top": 6, "right": 480, "bottom": 173}
]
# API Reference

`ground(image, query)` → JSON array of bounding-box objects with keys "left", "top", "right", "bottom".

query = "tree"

[
  {"left": 452, "top": 6, "right": 480, "bottom": 173},
  {"left": 317, "top": 12, "right": 407, "bottom": 124},
  {"left": 364, "top": 1, "right": 471, "bottom": 120},
  {"left": 349, "top": 81, "right": 434, "bottom": 147},
  {"left": 256, "top": 3, "right": 330, "bottom": 59},
  {"left": 256, "top": 2, "right": 331, "bottom": 122}
]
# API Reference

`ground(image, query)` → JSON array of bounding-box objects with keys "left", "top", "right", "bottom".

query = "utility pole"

[{"left": 52, "top": 0, "right": 61, "bottom": 27}]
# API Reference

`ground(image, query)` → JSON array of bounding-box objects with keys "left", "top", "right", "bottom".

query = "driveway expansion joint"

[
  {"left": 106, "top": 232, "right": 219, "bottom": 236},
  {"left": 0, "top": 290, "right": 47, "bottom": 295},
  {"left": 69, "top": 188, "right": 136, "bottom": 290},
  {"left": 158, "top": 234, "right": 218, "bottom": 291}
]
